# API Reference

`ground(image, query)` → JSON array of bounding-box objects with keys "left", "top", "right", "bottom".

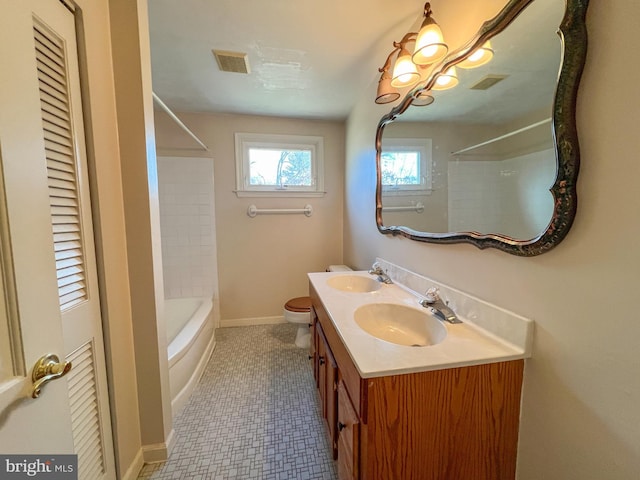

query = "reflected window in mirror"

[{"left": 381, "top": 138, "right": 432, "bottom": 195}]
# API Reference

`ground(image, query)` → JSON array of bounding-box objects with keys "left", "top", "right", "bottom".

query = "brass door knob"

[{"left": 31, "top": 353, "right": 72, "bottom": 399}]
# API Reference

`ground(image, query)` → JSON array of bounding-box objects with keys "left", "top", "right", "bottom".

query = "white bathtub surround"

[
  {"left": 157, "top": 157, "right": 220, "bottom": 307},
  {"left": 165, "top": 297, "right": 201, "bottom": 343},
  {"left": 166, "top": 297, "right": 216, "bottom": 417},
  {"left": 308, "top": 265, "right": 533, "bottom": 378}
]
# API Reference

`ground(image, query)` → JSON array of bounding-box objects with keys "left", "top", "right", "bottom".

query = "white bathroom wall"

[
  {"left": 111, "top": 0, "right": 173, "bottom": 461},
  {"left": 154, "top": 112, "right": 344, "bottom": 324},
  {"left": 343, "top": 1, "right": 640, "bottom": 478},
  {"left": 506, "top": 149, "right": 556, "bottom": 237},
  {"left": 157, "top": 156, "right": 219, "bottom": 303}
]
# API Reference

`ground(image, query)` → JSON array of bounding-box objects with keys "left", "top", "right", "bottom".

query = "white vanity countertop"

[{"left": 308, "top": 271, "right": 532, "bottom": 378}]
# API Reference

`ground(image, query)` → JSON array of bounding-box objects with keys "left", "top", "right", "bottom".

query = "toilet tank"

[{"left": 327, "top": 265, "right": 352, "bottom": 272}]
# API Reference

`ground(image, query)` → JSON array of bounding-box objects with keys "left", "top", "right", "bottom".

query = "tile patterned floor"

[{"left": 138, "top": 324, "right": 338, "bottom": 480}]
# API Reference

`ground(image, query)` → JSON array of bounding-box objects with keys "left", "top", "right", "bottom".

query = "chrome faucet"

[
  {"left": 419, "top": 287, "right": 462, "bottom": 324},
  {"left": 368, "top": 262, "right": 393, "bottom": 284}
]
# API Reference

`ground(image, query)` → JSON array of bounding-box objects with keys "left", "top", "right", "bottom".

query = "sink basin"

[
  {"left": 326, "top": 275, "right": 382, "bottom": 293},
  {"left": 354, "top": 303, "right": 447, "bottom": 347}
]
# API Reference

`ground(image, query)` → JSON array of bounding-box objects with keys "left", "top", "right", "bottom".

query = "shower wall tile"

[{"left": 158, "top": 157, "right": 219, "bottom": 300}]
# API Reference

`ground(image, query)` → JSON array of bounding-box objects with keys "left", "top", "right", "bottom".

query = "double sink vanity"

[
  {"left": 304, "top": 0, "right": 587, "bottom": 474},
  {"left": 308, "top": 263, "right": 533, "bottom": 479}
]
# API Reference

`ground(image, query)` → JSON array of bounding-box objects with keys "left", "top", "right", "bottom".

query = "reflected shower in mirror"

[{"left": 376, "top": 0, "right": 588, "bottom": 256}]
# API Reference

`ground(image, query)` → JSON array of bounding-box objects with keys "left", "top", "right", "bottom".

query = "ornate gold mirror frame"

[{"left": 375, "top": 0, "right": 589, "bottom": 256}]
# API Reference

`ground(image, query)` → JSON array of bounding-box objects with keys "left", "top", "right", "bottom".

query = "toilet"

[
  {"left": 284, "top": 264, "right": 352, "bottom": 348},
  {"left": 284, "top": 296, "right": 312, "bottom": 348}
]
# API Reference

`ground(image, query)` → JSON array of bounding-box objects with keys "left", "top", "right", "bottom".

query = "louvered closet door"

[
  {"left": 34, "top": 4, "right": 116, "bottom": 479},
  {"left": 0, "top": 1, "right": 115, "bottom": 478},
  {"left": 35, "top": 20, "right": 88, "bottom": 310}
]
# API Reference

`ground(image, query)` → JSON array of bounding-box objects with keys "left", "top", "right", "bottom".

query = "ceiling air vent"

[
  {"left": 212, "top": 49, "right": 250, "bottom": 74},
  {"left": 470, "top": 74, "right": 508, "bottom": 90}
]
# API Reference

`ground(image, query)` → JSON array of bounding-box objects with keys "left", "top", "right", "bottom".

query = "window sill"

[
  {"left": 234, "top": 190, "right": 327, "bottom": 198},
  {"left": 381, "top": 188, "right": 433, "bottom": 197}
]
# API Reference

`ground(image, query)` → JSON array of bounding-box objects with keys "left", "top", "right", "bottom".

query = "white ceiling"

[
  {"left": 147, "top": 0, "right": 424, "bottom": 120},
  {"left": 147, "top": 0, "right": 562, "bottom": 123}
]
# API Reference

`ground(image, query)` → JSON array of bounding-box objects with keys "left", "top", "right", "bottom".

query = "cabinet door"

[
  {"left": 337, "top": 381, "right": 360, "bottom": 480},
  {"left": 317, "top": 323, "right": 338, "bottom": 459},
  {"left": 317, "top": 322, "right": 328, "bottom": 410},
  {"left": 310, "top": 306, "right": 318, "bottom": 383},
  {"left": 326, "top": 343, "right": 338, "bottom": 459}
]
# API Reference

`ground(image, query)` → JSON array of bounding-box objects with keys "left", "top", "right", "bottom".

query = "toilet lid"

[{"left": 284, "top": 296, "right": 311, "bottom": 312}]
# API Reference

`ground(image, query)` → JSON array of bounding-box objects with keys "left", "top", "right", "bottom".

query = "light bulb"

[
  {"left": 412, "top": 16, "right": 447, "bottom": 65},
  {"left": 458, "top": 41, "right": 494, "bottom": 69},
  {"left": 432, "top": 67, "right": 458, "bottom": 90},
  {"left": 391, "top": 48, "right": 420, "bottom": 88}
]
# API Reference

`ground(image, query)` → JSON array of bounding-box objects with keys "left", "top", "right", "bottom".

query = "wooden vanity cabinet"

[
  {"left": 315, "top": 319, "right": 339, "bottom": 459},
  {"left": 310, "top": 283, "right": 525, "bottom": 480}
]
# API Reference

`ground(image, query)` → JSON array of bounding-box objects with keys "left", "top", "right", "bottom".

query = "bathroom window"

[
  {"left": 234, "top": 133, "right": 325, "bottom": 197},
  {"left": 381, "top": 138, "right": 432, "bottom": 194}
]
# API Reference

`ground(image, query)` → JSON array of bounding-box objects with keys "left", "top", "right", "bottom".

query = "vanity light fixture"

[
  {"left": 458, "top": 41, "right": 494, "bottom": 69},
  {"left": 391, "top": 38, "right": 422, "bottom": 88},
  {"left": 412, "top": 2, "right": 448, "bottom": 66},
  {"left": 375, "top": 69, "right": 402, "bottom": 104},
  {"left": 432, "top": 66, "right": 459, "bottom": 90},
  {"left": 412, "top": 90, "right": 435, "bottom": 106},
  {"left": 375, "top": 2, "right": 448, "bottom": 104}
]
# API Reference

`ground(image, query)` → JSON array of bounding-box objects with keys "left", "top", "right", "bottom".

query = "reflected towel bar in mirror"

[{"left": 382, "top": 202, "right": 424, "bottom": 213}]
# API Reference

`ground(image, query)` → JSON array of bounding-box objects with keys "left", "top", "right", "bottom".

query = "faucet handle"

[{"left": 424, "top": 287, "right": 440, "bottom": 303}]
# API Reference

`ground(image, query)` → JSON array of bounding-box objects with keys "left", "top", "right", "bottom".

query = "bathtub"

[{"left": 166, "top": 297, "right": 216, "bottom": 416}]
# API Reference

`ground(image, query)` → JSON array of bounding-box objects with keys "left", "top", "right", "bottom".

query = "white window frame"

[
  {"left": 234, "top": 132, "right": 325, "bottom": 197},
  {"left": 381, "top": 137, "right": 433, "bottom": 195}
]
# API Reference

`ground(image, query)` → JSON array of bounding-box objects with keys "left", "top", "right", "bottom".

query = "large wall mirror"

[{"left": 375, "top": 0, "right": 588, "bottom": 256}]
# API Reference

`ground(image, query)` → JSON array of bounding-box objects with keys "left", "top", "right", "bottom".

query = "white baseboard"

[
  {"left": 120, "top": 448, "right": 144, "bottom": 480},
  {"left": 141, "top": 428, "right": 176, "bottom": 464},
  {"left": 219, "top": 315, "right": 285, "bottom": 328}
]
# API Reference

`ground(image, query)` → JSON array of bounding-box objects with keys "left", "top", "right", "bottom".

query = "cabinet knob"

[
  {"left": 338, "top": 422, "right": 346, "bottom": 431},
  {"left": 319, "top": 356, "right": 325, "bottom": 365},
  {"left": 308, "top": 355, "right": 313, "bottom": 360}
]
